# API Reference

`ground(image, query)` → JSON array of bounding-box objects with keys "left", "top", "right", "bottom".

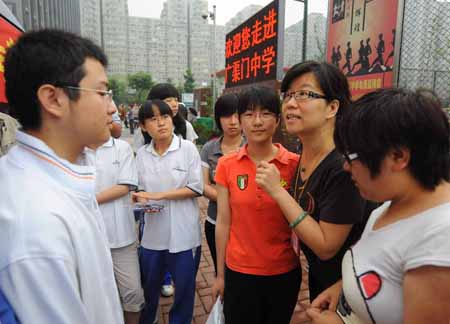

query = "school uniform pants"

[
  {"left": 139, "top": 246, "right": 201, "bottom": 324},
  {"left": 223, "top": 266, "right": 301, "bottom": 324}
]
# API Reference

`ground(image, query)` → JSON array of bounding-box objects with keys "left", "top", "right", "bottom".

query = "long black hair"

[{"left": 147, "top": 83, "right": 187, "bottom": 139}]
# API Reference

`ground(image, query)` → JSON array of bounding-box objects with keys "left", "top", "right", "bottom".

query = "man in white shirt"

[
  {"left": 0, "top": 29, "right": 124, "bottom": 323},
  {"left": 84, "top": 137, "right": 144, "bottom": 324}
]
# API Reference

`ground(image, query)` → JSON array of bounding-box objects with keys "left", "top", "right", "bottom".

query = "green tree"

[
  {"left": 109, "top": 76, "right": 128, "bottom": 105},
  {"left": 128, "top": 72, "right": 154, "bottom": 103},
  {"left": 176, "top": 82, "right": 184, "bottom": 96},
  {"left": 183, "top": 69, "right": 195, "bottom": 93}
]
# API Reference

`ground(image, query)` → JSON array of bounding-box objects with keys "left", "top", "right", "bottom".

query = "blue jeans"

[{"left": 139, "top": 246, "right": 201, "bottom": 324}]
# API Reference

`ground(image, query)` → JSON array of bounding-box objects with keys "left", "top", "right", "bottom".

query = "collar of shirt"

[
  {"left": 14, "top": 130, "right": 96, "bottom": 197},
  {"left": 147, "top": 134, "right": 181, "bottom": 157},
  {"left": 101, "top": 137, "right": 114, "bottom": 148},
  {"left": 236, "top": 143, "right": 291, "bottom": 165}
]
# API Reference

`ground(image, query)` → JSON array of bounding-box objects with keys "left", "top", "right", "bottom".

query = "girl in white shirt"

[
  {"left": 307, "top": 88, "right": 450, "bottom": 324},
  {"left": 132, "top": 99, "right": 203, "bottom": 324}
]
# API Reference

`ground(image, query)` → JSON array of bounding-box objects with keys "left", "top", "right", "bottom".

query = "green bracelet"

[{"left": 289, "top": 211, "right": 308, "bottom": 229}]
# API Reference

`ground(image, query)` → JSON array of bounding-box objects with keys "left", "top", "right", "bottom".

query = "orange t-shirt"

[{"left": 215, "top": 143, "right": 300, "bottom": 276}]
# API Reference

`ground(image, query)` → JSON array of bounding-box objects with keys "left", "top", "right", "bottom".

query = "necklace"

[{"left": 295, "top": 150, "right": 330, "bottom": 199}]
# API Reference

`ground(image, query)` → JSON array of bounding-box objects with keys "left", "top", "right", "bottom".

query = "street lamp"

[
  {"left": 294, "top": 0, "right": 308, "bottom": 62},
  {"left": 202, "top": 5, "right": 217, "bottom": 114}
]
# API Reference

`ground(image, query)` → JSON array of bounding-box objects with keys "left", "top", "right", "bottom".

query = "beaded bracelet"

[{"left": 289, "top": 211, "right": 308, "bottom": 229}]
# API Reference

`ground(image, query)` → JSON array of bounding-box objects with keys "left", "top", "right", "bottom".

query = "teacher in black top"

[{"left": 256, "top": 61, "right": 375, "bottom": 301}]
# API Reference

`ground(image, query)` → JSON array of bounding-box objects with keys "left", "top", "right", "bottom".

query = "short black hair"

[
  {"left": 281, "top": 61, "right": 351, "bottom": 118},
  {"left": 147, "top": 83, "right": 186, "bottom": 139},
  {"left": 138, "top": 99, "right": 173, "bottom": 144},
  {"left": 4, "top": 29, "right": 107, "bottom": 130},
  {"left": 237, "top": 86, "right": 280, "bottom": 119},
  {"left": 214, "top": 93, "right": 239, "bottom": 132},
  {"left": 147, "top": 83, "right": 180, "bottom": 101},
  {"left": 335, "top": 88, "right": 450, "bottom": 190}
]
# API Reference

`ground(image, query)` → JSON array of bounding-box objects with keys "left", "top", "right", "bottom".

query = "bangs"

[
  {"left": 237, "top": 86, "right": 280, "bottom": 116},
  {"left": 138, "top": 99, "right": 173, "bottom": 124}
]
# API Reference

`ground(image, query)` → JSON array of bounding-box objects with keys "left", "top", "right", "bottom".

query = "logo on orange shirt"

[{"left": 237, "top": 174, "right": 248, "bottom": 190}]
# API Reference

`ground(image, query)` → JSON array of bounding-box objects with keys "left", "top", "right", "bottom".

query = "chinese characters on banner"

[
  {"left": 225, "top": 0, "right": 280, "bottom": 88},
  {"left": 327, "top": 0, "right": 399, "bottom": 98}
]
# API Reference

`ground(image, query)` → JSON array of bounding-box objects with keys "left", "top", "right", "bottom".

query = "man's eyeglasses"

[
  {"left": 343, "top": 152, "right": 359, "bottom": 164},
  {"left": 61, "top": 86, "right": 113, "bottom": 103},
  {"left": 281, "top": 90, "right": 328, "bottom": 102}
]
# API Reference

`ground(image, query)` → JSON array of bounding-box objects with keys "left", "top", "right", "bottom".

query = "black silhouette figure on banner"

[
  {"left": 385, "top": 29, "right": 396, "bottom": 68},
  {"left": 352, "top": 40, "right": 366, "bottom": 74},
  {"left": 331, "top": 46, "right": 342, "bottom": 68},
  {"left": 331, "top": 46, "right": 338, "bottom": 67},
  {"left": 342, "top": 41, "right": 353, "bottom": 75},
  {"left": 336, "top": 45, "right": 342, "bottom": 68},
  {"left": 369, "top": 33, "right": 386, "bottom": 72},
  {"left": 363, "top": 38, "right": 372, "bottom": 70}
]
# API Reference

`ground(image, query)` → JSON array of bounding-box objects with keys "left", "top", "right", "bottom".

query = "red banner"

[
  {"left": 326, "top": 0, "right": 399, "bottom": 98},
  {"left": 0, "top": 16, "right": 22, "bottom": 103}
]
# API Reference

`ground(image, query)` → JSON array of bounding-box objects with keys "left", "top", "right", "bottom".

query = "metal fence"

[{"left": 398, "top": 0, "right": 450, "bottom": 105}]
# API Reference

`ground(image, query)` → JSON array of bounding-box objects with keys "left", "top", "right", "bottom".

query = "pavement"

[{"left": 121, "top": 127, "right": 312, "bottom": 324}]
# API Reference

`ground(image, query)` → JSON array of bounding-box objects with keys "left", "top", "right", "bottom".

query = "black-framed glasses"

[
  {"left": 59, "top": 85, "right": 113, "bottom": 103},
  {"left": 343, "top": 152, "right": 359, "bottom": 164},
  {"left": 281, "top": 90, "right": 328, "bottom": 102}
]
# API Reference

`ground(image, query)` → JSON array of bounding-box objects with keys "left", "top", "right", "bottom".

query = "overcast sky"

[{"left": 128, "top": 0, "right": 329, "bottom": 27}]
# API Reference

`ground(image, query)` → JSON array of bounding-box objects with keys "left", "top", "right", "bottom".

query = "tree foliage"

[
  {"left": 183, "top": 69, "right": 195, "bottom": 93},
  {"left": 109, "top": 76, "right": 128, "bottom": 105},
  {"left": 128, "top": 72, "right": 154, "bottom": 104}
]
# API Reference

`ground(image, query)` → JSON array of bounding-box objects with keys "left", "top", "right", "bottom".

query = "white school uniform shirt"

[
  {"left": 0, "top": 131, "right": 124, "bottom": 324},
  {"left": 185, "top": 120, "right": 198, "bottom": 142},
  {"left": 83, "top": 138, "right": 138, "bottom": 249},
  {"left": 136, "top": 134, "right": 203, "bottom": 253}
]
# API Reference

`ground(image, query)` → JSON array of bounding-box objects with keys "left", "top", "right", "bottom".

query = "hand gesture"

[
  {"left": 255, "top": 161, "right": 282, "bottom": 197},
  {"left": 310, "top": 281, "right": 342, "bottom": 311}
]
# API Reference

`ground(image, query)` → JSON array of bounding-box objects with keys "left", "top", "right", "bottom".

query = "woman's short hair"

[
  {"left": 334, "top": 88, "right": 450, "bottom": 190},
  {"left": 237, "top": 86, "right": 280, "bottom": 119},
  {"left": 214, "top": 93, "right": 239, "bottom": 132},
  {"left": 281, "top": 61, "right": 351, "bottom": 118}
]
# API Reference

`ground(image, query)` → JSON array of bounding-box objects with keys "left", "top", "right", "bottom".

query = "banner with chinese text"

[
  {"left": 326, "top": 0, "right": 399, "bottom": 98},
  {"left": 224, "top": 0, "right": 284, "bottom": 88}
]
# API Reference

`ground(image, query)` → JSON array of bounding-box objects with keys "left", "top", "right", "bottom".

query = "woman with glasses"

[
  {"left": 256, "top": 61, "right": 374, "bottom": 301},
  {"left": 307, "top": 88, "right": 450, "bottom": 324},
  {"left": 212, "top": 86, "right": 301, "bottom": 324},
  {"left": 132, "top": 99, "right": 203, "bottom": 324}
]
